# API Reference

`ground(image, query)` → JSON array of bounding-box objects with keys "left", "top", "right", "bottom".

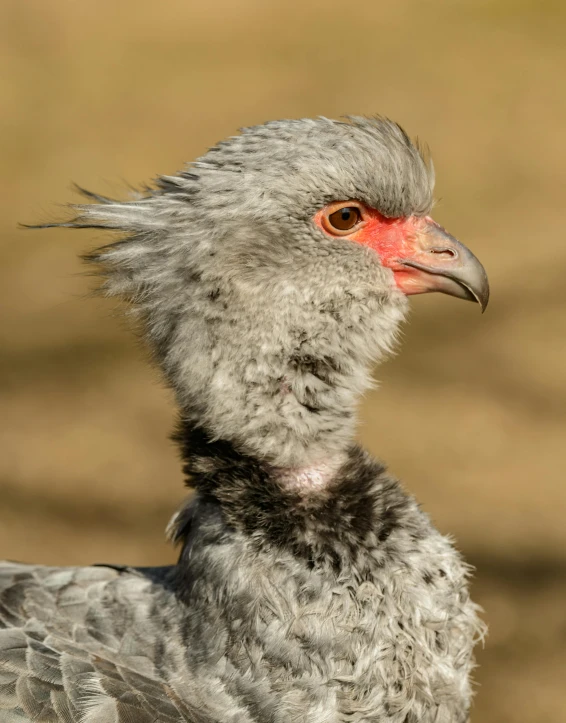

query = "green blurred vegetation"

[{"left": 1, "top": 1, "right": 565, "bottom": 720}]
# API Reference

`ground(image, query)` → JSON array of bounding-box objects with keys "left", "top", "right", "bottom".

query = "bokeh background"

[{"left": 1, "top": 0, "right": 565, "bottom": 719}]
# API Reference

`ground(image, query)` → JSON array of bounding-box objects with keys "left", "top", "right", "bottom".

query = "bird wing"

[{"left": 0, "top": 562, "right": 189, "bottom": 723}]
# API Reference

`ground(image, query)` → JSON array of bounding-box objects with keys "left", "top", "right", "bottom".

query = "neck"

[
  {"left": 175, "top": 349, "right": 367, "bottom": 469},
  {"left": 162, "top": 258, "right": 407, "bottom": 469},
  {"left": 170, "top": 421, "right": 416, "bottom": 568}
]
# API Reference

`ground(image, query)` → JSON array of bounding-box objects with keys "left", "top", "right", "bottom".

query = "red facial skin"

[{"left": 314, "top": 202, "right": 442, "bottom": 295}]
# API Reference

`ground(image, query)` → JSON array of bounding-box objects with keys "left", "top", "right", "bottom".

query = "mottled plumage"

[{"left": 2, "top": 116, "right": 487, "bottom": 722}]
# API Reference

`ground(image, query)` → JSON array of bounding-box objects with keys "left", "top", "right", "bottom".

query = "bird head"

[{"left": 48, "top": 117, "right": 488, "bottom": 469}]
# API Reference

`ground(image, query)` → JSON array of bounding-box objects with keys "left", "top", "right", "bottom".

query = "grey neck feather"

[{"left": 142, "top": 230, "right": 408, "bottom": 468}]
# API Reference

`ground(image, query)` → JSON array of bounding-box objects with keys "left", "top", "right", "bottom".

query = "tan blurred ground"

[{"left": 1, "top": 0, "right": 565, "bottom": 720}]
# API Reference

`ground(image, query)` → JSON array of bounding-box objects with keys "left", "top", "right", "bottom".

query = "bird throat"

[
  {"left": 275, "top": 457, "right": 346, "bottom": 491},
  {"left": 173, "top": 421, "right": 349, "bottom": 502}
]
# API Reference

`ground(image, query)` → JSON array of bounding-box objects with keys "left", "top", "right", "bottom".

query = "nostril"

[{"left": 429, "top": 247, "right": 457, "bottom": 259}]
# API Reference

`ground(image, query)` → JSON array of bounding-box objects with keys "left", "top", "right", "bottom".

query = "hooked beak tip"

[{"left": 461, "top": 275, "right": 490, "bottom": 313}]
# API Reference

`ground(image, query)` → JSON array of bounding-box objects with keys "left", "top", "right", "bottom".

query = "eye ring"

[{"left": 321, "top": 202, "right": 364, "bottom": 236}]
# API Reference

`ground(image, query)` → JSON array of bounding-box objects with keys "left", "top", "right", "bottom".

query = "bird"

[{"left": 0, "top": 116, "right": 489, "bottom": 723}]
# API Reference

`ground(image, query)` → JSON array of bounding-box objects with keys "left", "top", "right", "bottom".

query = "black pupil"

[{"left": 341, "top": 209, "right": 352, "bottom": 221}]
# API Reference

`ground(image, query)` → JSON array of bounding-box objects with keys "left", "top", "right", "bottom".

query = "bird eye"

[{"left": 326, "top": 206, "right": 362, "bottom": 233}]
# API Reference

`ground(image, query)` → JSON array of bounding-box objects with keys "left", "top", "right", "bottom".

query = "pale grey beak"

[{"left": 398, "top": 220, "right": 490, "bottom": 312}]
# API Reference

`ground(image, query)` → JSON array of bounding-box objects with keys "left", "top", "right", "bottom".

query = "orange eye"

[{"left": 325, "top": 206, "right": 362, "bottom": 233}]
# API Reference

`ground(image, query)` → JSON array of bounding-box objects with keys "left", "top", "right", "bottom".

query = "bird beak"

[{"left": 396, "top": 217, "right": 490, "bottom": 312}]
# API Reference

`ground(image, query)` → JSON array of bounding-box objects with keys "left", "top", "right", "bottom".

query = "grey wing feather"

[{"left": 0, "top": 562, "right": 187, "bottom": 723}]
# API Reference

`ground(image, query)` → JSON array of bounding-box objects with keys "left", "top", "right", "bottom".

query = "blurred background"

[{"left": 1, "top": 0, "right": 565, "bottom": 719}]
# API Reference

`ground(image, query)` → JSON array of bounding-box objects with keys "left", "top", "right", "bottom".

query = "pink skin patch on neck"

[{"left": 277, "top": 458, "right": 345, "bottom": 491}]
